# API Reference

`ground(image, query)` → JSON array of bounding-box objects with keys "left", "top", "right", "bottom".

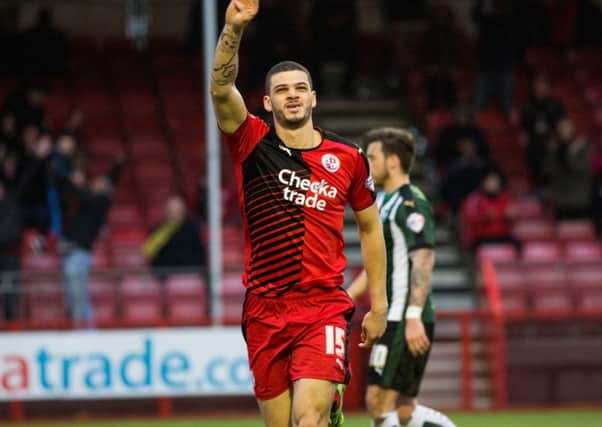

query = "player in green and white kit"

[{"left": 347, "top": 128, "right": 456, "bottom": 427}]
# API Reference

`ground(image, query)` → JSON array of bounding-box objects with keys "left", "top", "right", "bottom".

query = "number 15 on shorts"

[{"left": 325, "top": 325, "right": 346, "bottom": 370}]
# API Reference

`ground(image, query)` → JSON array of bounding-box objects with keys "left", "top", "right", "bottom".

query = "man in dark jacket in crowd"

[
  {"left": 60, "top": 156, "right": 124, "bottom": 325},
  {"left": 0, "top": 136, "right": 51, "bottom": 320},
  {"left": 143, "top": 195, "right": 205, "bottom": 278},
  {"left": 521, "top": 75, "right": 566, "bottom": 187}
]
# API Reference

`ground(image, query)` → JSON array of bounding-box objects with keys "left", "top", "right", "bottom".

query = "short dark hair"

[
  {"left": 361, "top": 127, "right": 416, "bottom": 173},
  {"left": 264, "top": 61, "right": 313, "bottom": 95}
]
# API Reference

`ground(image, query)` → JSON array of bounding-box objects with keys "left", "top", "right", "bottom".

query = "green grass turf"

[{"left": 5, "top": 410, "right": 602, "bottom": 427}]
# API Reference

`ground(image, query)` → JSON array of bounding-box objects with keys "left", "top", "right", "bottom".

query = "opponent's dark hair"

[
  {"left": 264, "top": 61, "right": 313, "bottom": 95},
  {"left": 360, "top": 127, "right": 416, "bottom": 173}
]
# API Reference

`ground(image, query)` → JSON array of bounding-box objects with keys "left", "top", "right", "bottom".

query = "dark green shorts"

[{"left": 367, "top": 321, "right": 435, "bottom": 396}]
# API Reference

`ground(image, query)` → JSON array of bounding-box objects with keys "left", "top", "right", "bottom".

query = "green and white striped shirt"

[{"left": 376, "top": 184, "right": 435, "bottom": 323}]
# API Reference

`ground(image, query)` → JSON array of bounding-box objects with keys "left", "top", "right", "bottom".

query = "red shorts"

[{"left": 242, "top": 286, "right": 355, "bottom": 400}]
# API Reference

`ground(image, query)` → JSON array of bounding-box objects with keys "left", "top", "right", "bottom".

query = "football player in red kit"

[{"left": 210, "top": 1, "right": 388, "bottom": 426}]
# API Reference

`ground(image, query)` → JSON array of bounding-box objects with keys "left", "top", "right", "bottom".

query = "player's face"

[
  {"left": 264, "top": 70, "right": 316, "bottom": 129},
  {"left": 366, "top": 141, "right": 388, "bottom": 187}
]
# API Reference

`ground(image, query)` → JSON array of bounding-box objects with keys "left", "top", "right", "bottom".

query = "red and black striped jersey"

[{"left": 223, "top": 113, "right": 375, "bottom": 297}]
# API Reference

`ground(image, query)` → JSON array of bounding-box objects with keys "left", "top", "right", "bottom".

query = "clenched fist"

[{"left": 225, "top": 0, "right": 259, "bottom": 31}]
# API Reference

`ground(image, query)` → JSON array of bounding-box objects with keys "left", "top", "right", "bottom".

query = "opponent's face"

[
  {"left": 366, "top": 141, "right": 389, "bottom": 187},
  {"left": 264, "top": 70, "right": 316, "bottom": 129}
]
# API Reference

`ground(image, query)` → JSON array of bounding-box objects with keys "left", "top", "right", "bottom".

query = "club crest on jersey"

[
  {"left": 406, "top": 212, "right": 426, "bottom": 233},
  {"left": 321, "top": 153, "right": 340, "bottom": 172}
]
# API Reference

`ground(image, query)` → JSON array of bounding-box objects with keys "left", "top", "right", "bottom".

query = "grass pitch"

[{"left": 5, "top": 409, "right": 602, "bottom": 427}]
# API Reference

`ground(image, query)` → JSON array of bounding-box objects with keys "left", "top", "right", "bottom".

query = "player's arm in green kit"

[{"left": 402, "top": 192, "right": 436, "bottom": 357}]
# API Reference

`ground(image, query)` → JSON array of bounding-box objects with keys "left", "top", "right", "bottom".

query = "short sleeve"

[
  {"left": 398, "top": 198, "right": 436, "bottom": 252},
  {"left": 221, "top": 113, "right": 270, "bottom": 161},
  {"left": 349, "top": 148, "right": 376, "bottom": 211}
]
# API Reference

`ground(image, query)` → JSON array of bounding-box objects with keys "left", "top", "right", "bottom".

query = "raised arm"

[
  {"left": 210, "top": 0, "right": 258, "bottom": 134},
  {"left": 353, "top": 203, "right": 388, "bottom": 348}
]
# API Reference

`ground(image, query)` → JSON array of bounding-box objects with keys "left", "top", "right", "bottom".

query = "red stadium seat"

[
  {"left": 512, "top": 220, "right": 554, "bottom": 241},
  {"left": 28, "top": 299, "right": 67, "bottom": 322},
  {"left": 167, "top": 115, "right": 204, "bottom": 139},
  {"left": 111, "top": 248, "right": 147, "bottom": 268},
  {"left": 564, "top": 241, "right": 602, "bottom": 261},
  {"left": 122, "top": 300, "right": 163, "bottom": 324},
  {"left": 139, "top": 184, "right": 176, "bottom": 205},
  {"left": 109, "top": 227, "right": 147, "bottom": 248},
  {"left": 167, "top": 300, "right": 208, "bottom": 324},
  {"left": 500, "top": 290, "right": 528, "bottom": 313},
  {"left": 107, "top": 204, "right": 142, "bottom": 228},
  {"left": 165, "top": 274, "right": 208, "bottom": 325},
  {"left": 567, "top": 265, "right": 602, "bottom": 290},
  {"left": 163, "top": 93, "right": 203, "bottom": 115},
  {"left": 165, "top": 274, "right": 206, "bottom": 299},
  {"left": 21, "top": 253, "right": 61, "bottom": 272},
  {"left": 87, "top": 137, "right": 125, "bottom": 158},
  {"left": 123, "top": 115, "right": 163, "bottom": 137},
  {"left": 510, "top": 197, "right": 543, "bottom": 219},
  {"left": 222, "top": 272, "right": 244, "bottom": 297},
  {"left": 425, "top": 110, "right": 452, "bottom": 142},
  {"left": 91, "top": 245, "right": 110, "bottom": 268},
  {"left": 119, "top": 93, "right": 157, "bottom": 116},
  {"left": 129, "top": 138, "right": 168, "bottom": 159},
  {"left": 522, "top": 242, "right": 562, "bottom": 262},
  {"left": 477, "top": 244, "right": 518, "bottom": 264},
  {"left": 532, "top": 289, "right": 572, "bottom": 313},
  {"left": 576, "top": 288, "right": 602, "bottom": 312},
  {"left": 222, "top": 291, "right": 245, "bottom": 324},
  {"left": 77, "top": 92, "right": 113, "bottom": 114},
  {"left": 475, "top": 109, "right": 507, "bottom": 133},
  {"left": 525, "top": 264, "right": 567, "bottom": 289},
  {"left": 493, "top": 263, "right": 526, "bottom": 290},
  {"left": 556, "top": 220, "right": 597, "bottom": 241},
  {"left": 526, "top": 48, "right": 564, "bottom": 69},
  {"left": 567, "top": 48, "right": 602, "bottom": 68},
  {"left": 121, "top": 275, "right": 161, "bottom": 299},
  {"left": 25, "top": 280, "right": 66, "bottom": 323},
  {"left": 93, "top": 299, "right": 119, "bottom": 325},
  {"left": 46, "top": 94, "right": 74, "bottom": 121},
  {"left": 145, "top": 205, "right": 164, "bottom": 227},
  {"left": 135, "top": 160, "right": 175, "bottom": 183}
]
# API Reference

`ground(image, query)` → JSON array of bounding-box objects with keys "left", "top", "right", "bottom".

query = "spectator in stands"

[
  {"left": 17, "top": 127, "right": 52, "bottom": 233},
  {"left": 421, "top": 4, "right": 461, "bottom": 110},
  {"left": 543, "top": 117, "right": 592, "bottom": 220},
  {"left": 60, "top": 156, "right": 124, "bottom": 325},
  {"left": 521, "top": 75, "right": 566, "bottom": 187},
  {"left": 440, "top": 136, "right": 490, "bottom": 213},
  {"left": 472, "top": 0, "right": 519, "bottom": 114},
  {"left": 434, "top": 105, "right": 490, "bottom": 170},
  {"left": 19, "top": 8, "right": 67, "bottom": 77},
  {"left": 0, "top": 111, "right": 18, "bottom": 152},
  {"left": 2, "top": 83, "right": 48, "bottom": 131},
  {"left": 460, "top": 169, "right": 517, "bottom": 250},
  {"left": 143, "top": 195, "right": 206, "bottom": 279},
  {"left": 48, "top": 133, "right": 79, "bottom": 236},
  {"left": 0, "top": 136, "right": 51, "bottom": 320}
]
